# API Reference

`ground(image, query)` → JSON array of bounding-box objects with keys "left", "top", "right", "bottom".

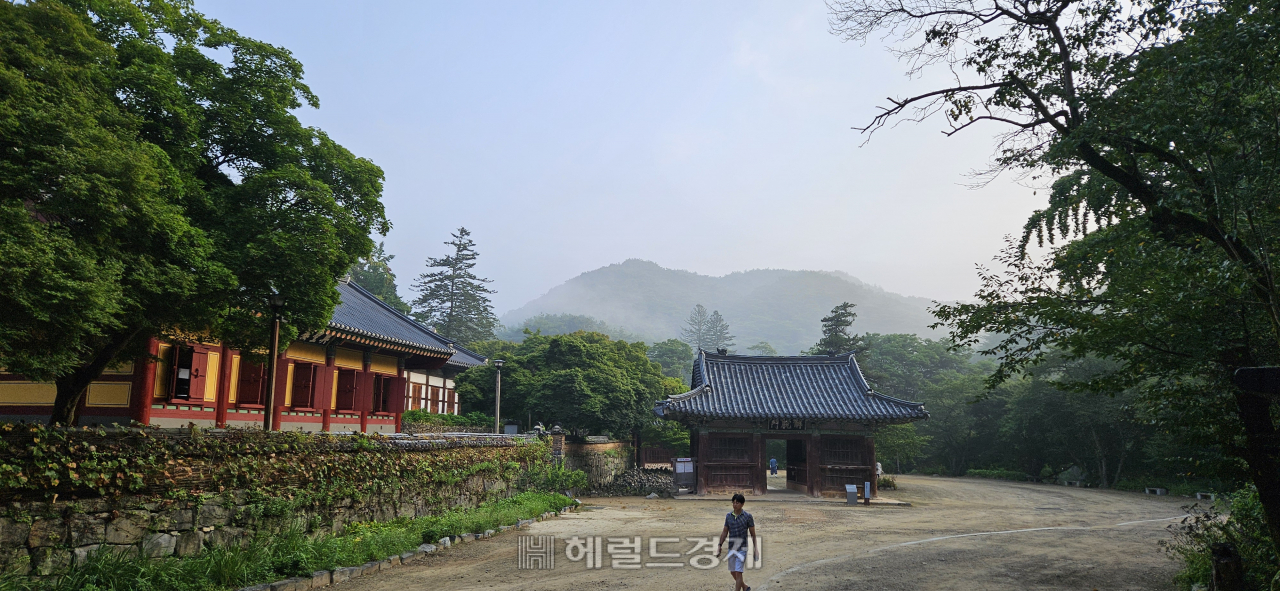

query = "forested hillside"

[{"left": 501, "top": 260, "right": 944, "bottom": 354}]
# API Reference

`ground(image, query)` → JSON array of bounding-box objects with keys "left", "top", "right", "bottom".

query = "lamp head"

[
  {"left": 494, "top": 359, "right": 505, "bottom": 369},
  {"left": 269, "top": 293, "right": 286, "bottom": 308}
]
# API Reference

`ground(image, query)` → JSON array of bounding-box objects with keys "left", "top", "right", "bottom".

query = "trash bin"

[{"left": 845, "top": 484, "right": 859, "bottom": 505}]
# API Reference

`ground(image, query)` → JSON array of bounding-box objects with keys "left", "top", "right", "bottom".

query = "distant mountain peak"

[{"left": 503, "top": 261, "right": 942, "bottom": 352}]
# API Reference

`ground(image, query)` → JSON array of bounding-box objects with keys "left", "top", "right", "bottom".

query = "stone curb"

[{"left": 236, "top": 503, "right": 579, "bottom": 591}]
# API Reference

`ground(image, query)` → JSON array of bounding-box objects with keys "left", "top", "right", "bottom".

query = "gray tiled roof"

[
  {"left": 655, "top": 351, "right": 928, "bottom": 423},
  {"left": 329, "top": 281, "right": 454, "bottom": 356}
]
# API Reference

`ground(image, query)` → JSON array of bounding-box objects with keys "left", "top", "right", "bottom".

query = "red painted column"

[
  {"left": 867, "top": 435, "right": 877, "bottom": 498},
  {"left": 271, "top": 354, "right": 289, "bottom": 431},
  {"left": 131, "top": 338, "right": 159, "bottom": 426},
  {"left": 214, "top": 345, "right": 232, "bottom": 428},
  {"left": 752, "top": 432, "right": 764, "bottom": 496},
  {"left": 321, "top": 347, "right": 335, "bottom": 432}
]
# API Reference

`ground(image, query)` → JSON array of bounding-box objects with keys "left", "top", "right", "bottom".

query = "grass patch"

[
  {"left": 965, "top": 469, "right": 1032, "bottom": 481},
  {"left": 0, "top": 492, "right": 574, "bottom": 591}
]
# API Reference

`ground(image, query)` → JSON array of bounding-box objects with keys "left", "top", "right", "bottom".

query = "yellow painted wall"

[
  {"left": 102, "top": 361, "right": 135, "bottom": 375},
  {"left": 284, "top": 363, "right": 296, "bottom": 406},
  {"left": 370, "top": 354, "right": 398, "bottom": 375},
  {"left": 330, "top": 370, "right": 339, "bottom": 410},
  {"left": 334, "top": 348, "right": 363, "bottom": 369},
  {"left": 204, "top": 351, "right": 220, "bottom": 403},
  {"left": 87, "top": 383, "right": 131, "bottom": 407},
  {"left": 287, "top": 342, "right": 326, "bottom": 364},
  {"left": 153, "top": 343, "right": 173, "bottom": 399},
  {"left": 0, "top": 383, "right": 57, "bottom": 405},
  {"left": 228, "top": 355, "right": 241, "bottom": 404}
]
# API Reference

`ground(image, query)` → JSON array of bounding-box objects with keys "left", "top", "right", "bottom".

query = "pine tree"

[
  {"left": 706, "top": 310, "right": 735, "bottom": 352},
  {"left": 410, "top": 228, "right": 498, "bottom": 345},
  {"left": 806, "top": 302, "right": 863, "bottom": 356},
  {"left": 679, "top": 304, "right": 711, "bottom": 350},
  {"left": 746, "top": 341, "right": 777, "bottom": 356},
  {"left": 349, "top": 242, "right": 411, "bottom": 314}
]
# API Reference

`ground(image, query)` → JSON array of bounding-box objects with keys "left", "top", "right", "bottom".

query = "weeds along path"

[{"left": 333, "top": 476, "right": 1191, "bottom": 591}]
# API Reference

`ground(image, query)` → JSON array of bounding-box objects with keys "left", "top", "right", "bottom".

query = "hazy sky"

[{"left": 199, "top": 0, "right": 1044, "bottom": 314}]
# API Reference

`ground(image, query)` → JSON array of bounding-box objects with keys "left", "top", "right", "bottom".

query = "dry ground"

[{"left": 334, "top": 474, "right": 1193, "bottom": 591}]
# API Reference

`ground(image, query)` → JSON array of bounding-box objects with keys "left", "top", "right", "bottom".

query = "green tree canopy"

[
  {"left": 349, "top": 242, "right": 410, "bottom": 314},
  {"left": 0, "top": 0, "right": 388, "bottom": 424},
  {"left": 746, "top": 341, "right": 777, "bottom": 356},
  {"left": 835, "top": 0, "right": 1280, "bottom": 552},
  {"left": 648, "top": 338, "right": 694, "bottom": 383},
  {"left": 411, "top": 227, "right": 498, "bottom": 345},
  {"left": 456, "top": 332, "right": 682, "bottom": 437},
  {"left": 806, "top": 302, "right": 862, "bottom": 356}
]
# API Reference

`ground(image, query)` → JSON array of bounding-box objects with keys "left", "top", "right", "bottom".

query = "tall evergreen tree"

[
  {"left": 410, "top": 228, "right": 498, "bottom": 345},
  {"left": 807, "top": 302, "right": 862, "bottom": 355},
  {"left": 350, "top": 242, "right": 410, "bottom": 314},
  {"left": 706, "top": 310, "right": 735, "bottom": 352},
  {"left": 679, "top": 304, "right": 711, "bottom": 350}
]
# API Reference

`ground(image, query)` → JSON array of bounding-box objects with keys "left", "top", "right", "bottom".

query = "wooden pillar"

[
  {"left": 747, "top": 432, "right": 757, "bottom": 496},
  {"left": 358, "top": 350, "right": 372, "bottom": 433},
  {"left": 131, "top": 338, "right": 159, "bottom": 426},
  {"left": 867, "top": 435, "right": 877, "bottom": 498},
  {"left": 806, "top": 433, "right": 822, "bottom": 497},
  {"left": 320, "top": 346, "right": 336, "bottom": 432},
  {"left": 696, "top": 429, "right": 710, "bottom": 496},
  {"left": 214, "top": 345, "right": 233, "bottom": 428},
  {"left": 270, "top": 355, "right": 289, "bottom": 431}
]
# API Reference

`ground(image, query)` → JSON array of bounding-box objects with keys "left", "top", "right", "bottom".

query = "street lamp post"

[
  {"left": 493, "top": 360, "right": 504, "bottom": 434},
  {"left": 263, "top": 293, "right": 286, "bottom": 431}
]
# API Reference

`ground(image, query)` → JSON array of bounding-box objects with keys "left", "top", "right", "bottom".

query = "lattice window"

[
  {"left": 821, "top": 437, "right": 864, "bottom": 466},
  {"left": 710, "top": 437, "right": 750, "bottom": 462}
]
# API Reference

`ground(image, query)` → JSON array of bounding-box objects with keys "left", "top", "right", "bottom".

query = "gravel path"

[{"left": 332, "top": 475, "right": 1190, "bottom": 590}]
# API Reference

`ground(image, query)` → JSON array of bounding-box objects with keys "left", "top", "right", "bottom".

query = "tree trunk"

[
  {"left": 1233, "top": 390, "right": 1280, "bottom": 561},
  {"left": 48, "top": 328, "right": 143, "bottom": 426}
]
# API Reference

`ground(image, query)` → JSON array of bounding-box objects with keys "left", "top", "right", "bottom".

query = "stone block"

[
  {"left": 172, "top": 509, "right": 194, "bottom": 530},
  {"left": 400, "top": 550, "right": 416, "bottom": 562},
  {"left": 237, "top": 585, "right": 270, "bottom": 591},
  {"left": 417, "top": 543, "right": 436, "bottom": 554},
  {"left": 362, "top": 560, "right": 380, "bottom": 574},
  {"left": 67, "top": 514, "right": 105, "bottom": 547},
  {"left": 331, "top": 566, "right": 357, "bottom": 583},
  {"left": 0, "top": 518, "right": 30, "bottom": 548},
  {"left": 105, "top": 511, "right": 149, "bottom": 545},
  {"left": 499, "top": 525, "right": 511, "bottom": 532},
  {"left": 310, "top": 570, "right": 330, "bottom": 587},
  {"left": 206, "top": 526, "right": 247, "bottom": 549},
  {"left": 386, "top": 554, "right": 400, "bottom": 566},
  {"left": 72, "top": 545, "right": 100, "bottom": 566},
  {"left": 197, "top": 504, "right": 231, "bottom": 528},
  {"left": 30, "top": 547, "right": 70, "bottom": 576},
  {"left": 142, "top": 533, "right": 176, "bottom": 558},
  {"left": 269, "top": 578, "right": 307, "bottom": 591},
  {"left": 437, "top": 537, "right": 451, "bottom": 548},
  {"left": 175, "top": 530, "right": 202, "bottom": 557},
  {"left": 27, "top": 517, "right": 67, "bottom": 547},
  {"left": 484, "top": 529, "right": 495, "bottom": 538},
  {"left": 0, "top": 547, "right": 31, "bottom": 575}
]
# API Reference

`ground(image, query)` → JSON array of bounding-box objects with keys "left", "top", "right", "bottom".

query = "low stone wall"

[
  {"left": 0, "top": 433, "right": 544, "bottom": 576},
  {"left": 562, "top": 441, "right": 634, "bottom": 488}
]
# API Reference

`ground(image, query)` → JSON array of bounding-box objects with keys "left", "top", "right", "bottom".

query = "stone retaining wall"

[
  {"left": 0, "top": 464, "right": 519, "bottom": 576},
  {"left": 562, "top": 441, "right": 634, "bottom": 487}
]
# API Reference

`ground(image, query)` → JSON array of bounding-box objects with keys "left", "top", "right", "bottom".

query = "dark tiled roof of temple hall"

[{"left": 654, "top": 350, "right": 928, "bottom": 424}]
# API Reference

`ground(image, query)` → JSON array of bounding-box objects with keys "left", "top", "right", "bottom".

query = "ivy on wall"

[{"left": 0, "top": 423, "right": 548, "bottom": 505}]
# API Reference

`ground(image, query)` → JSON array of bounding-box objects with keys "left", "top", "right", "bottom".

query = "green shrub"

[
  {"left": 518, "top": 461, "right": 588, "bottom": 493},
  {"left": 965, "top": 469, "right": 1031, "bottom": 481},
  {"left": 1163, "top": 487, "right": 1279, "bottom": 590},
  {"left": 878, "top": 475, "right": 897, "bottom": 490}
]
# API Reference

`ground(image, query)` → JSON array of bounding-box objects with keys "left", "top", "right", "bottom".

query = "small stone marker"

[{"left": 845, "top": 484, "right": 858, "bottom": 505}]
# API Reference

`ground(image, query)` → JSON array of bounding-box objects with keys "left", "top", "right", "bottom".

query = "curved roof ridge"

[{"left": 868, "top": 390, "right": 926, "bottom": 407}]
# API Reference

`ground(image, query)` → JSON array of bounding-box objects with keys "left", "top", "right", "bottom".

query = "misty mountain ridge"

[{"left": 501, "top": 259, "right": 948, "bottom": 354}]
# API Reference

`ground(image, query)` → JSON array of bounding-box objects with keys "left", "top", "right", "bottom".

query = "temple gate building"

[{"left": 654, "top": 350, "right": 928, "bottom": 497}]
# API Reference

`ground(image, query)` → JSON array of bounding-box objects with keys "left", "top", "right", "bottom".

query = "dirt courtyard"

[{"left": 334, "top": 475, "right": 1193, "bottom": 590}]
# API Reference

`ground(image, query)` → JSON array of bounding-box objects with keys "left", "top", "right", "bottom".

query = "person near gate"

[
  {"left": 769, "top": 457, "right": 778, "bottom": 476},
  {"left": 715, "top": 493, "right": 758, "bottom": 591}
]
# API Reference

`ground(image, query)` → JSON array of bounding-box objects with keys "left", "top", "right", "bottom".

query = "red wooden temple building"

[
  {"left": 0, "top": 280, "right": 484, "bottom": 432},
  {"left": 654, "top": 350, "right": 929, "bottom": 497}
]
